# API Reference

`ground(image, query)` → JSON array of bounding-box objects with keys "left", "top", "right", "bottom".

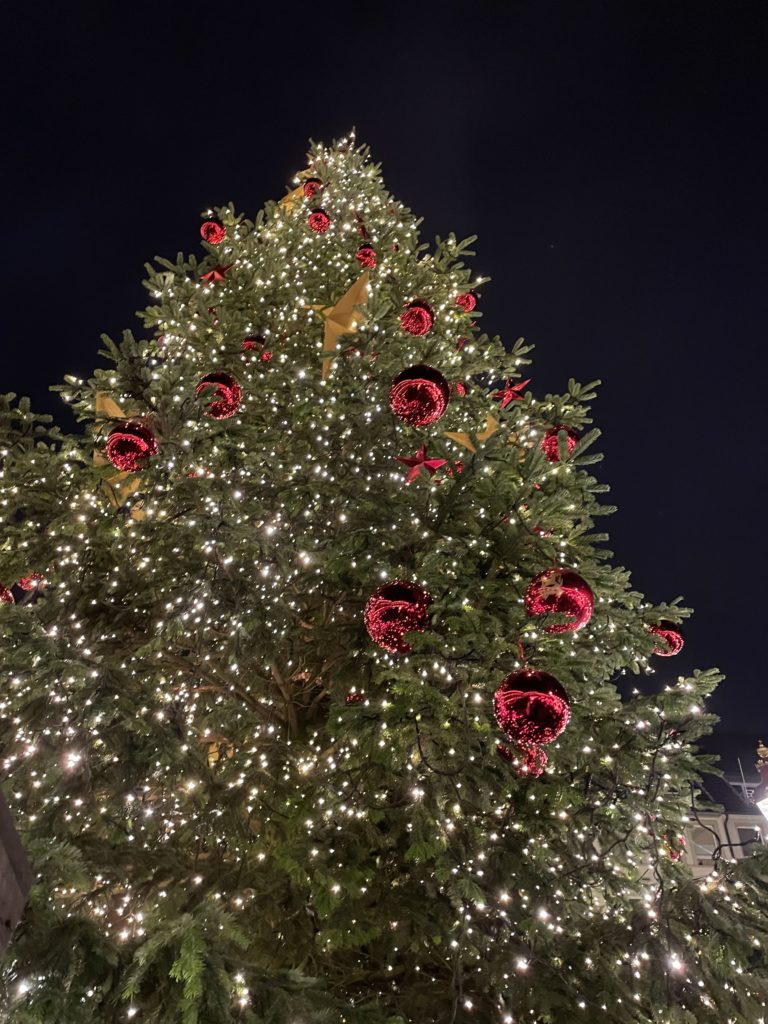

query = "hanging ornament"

[
  {"left": 308, "top": 209, "right": 331, "bottom": 233},
  {"left": 452, "top": 381, "right": 468, "bottom": 397},
  {"left": 0, "top": 586, "right": 14, "bottom": 605},
  {"left": 524, "top": 568, "right": 594, "bottom": 633},
  {"left": 456, "top": 291, "right": 477, "bottom": 312},
  {"left": 493, "top": 669, "right": 571, "bottom": 777},
  {"left": 400, "top": 300, "right": 434, "bottom": 336},
  {"left": 242, "top": 336, "right": 272, "bottom": 362},
  {"left": 303, "top": 177, "right": 324, "bottom": 198},
  {"left": 18, "top": 574, "right": 45, "bottom": 591},
  {"left": 390, "top": 365, "right": 450, "bottom": 426},
  {"left": 493, "top": 378, "right": 531, "bottom": 410},
  {"left": 196, "top": 371, "right": 242, "bottom": 420},
  {"left": 355, "top": 243, "right": 377, "bottom": 269},
  {"left": 664, "top": 833, "right": 687, "bottom": 861},
  {"left": 540, "top": 424, "right": 579, "bottom": 462},
  {"left": 345, "top": 692, "right": 364, "bottom": 705},
  {"left": 649, "top": 622, "right": 684, "bottom": 657},
  {"left": 200, "top": 264, "right": 231, "bottom": 284},
  {"left": 105, "top": 421, "right": 159, "bottom": 472},
  {"left": 200, "top": 219, "right": 226, "bottom": 245},
  {"left": 395, "top": 444, "right": 447, "bottom": 484},
  {"left": 364, "top": 580, "right": 432, "bottom": 654}
]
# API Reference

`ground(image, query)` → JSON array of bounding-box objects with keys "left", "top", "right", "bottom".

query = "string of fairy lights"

[{"left": 0, "top": 134, "right": 766, "bottom": 1022}]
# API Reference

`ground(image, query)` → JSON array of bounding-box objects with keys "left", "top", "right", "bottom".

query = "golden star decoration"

[
  {"left": 310, "top": 271, "right": 370, "bottom": 379},
  {"left": 94, "top": 392, "right": 146, "bottom": 522},
  {"left": 443, "top": 413, "right": 500, "bottom": 454}
]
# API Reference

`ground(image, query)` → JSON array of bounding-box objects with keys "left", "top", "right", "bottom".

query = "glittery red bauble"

[
  {"left": 303, "top": 177, "right": 323, "bottom": 198},
  {"left": 493, "top": 670, "right": 571, "bottom": 748},
  {"left": 243, "top": 336, "right": 272, "bottom": 362},
  {"left": 0, "top": 586, "right": 14, "bottom": 605},
  {"left": 364, "top": 580, "right": 432, "bottom": 654},
  {"left": 390, "top": 365, "right": 450, "bottom": 426},
  {"left": 200, "top": 219, "right": 226, "bottom": 245},
  {"left": 196, "top": 371, "right": 242, "bottom": 419},
  {"left": 524, "top": 568, "right": 594, "bottom": 633},
  {"left": 308, "top": 209, "right": 331, "bottom": 233},
  {"left": 345, "top": 692, "right": 364, "bottom": 704},
  {"left": 105, "top": 422, "right": 159, "bottom": 472},
  {"left": 355, "top": 244, "right": 377, "bottom": 268},
  {"left": 18, "top": 573, "right": 44, "bottom": 591},
  {"left": 540, "top": 425, "right": 579, "bottom": 462},
  {"left": 649, "top": 622, "right": 684, "bottom": 657},
  {"left": 497, "top": 742, "right": 548, "bottom": 777},
  {"left": 456, "top": 291, "right": 477, "bottom": 312},
  {"left": 400, "top": 300, "right": 434, "bottom": 336}
]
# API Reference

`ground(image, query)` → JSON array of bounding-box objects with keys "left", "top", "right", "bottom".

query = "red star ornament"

[
  {"left": 395, "top": 444, "right": 447, "bottom": 484},
  {"left": 200, "top": 264, "right": 232, "bottom": 284},
  {"left": 493, "top": 378, "right": 531, "bottom": 410}
]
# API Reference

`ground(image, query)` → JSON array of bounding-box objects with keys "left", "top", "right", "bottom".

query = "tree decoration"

[
  {"left": 456, "top": 291, "right": 477, "bottom": 312},
  {"left": 195, "top": 372, "right": 243, "bottom": 420},
  {"left": 650, "top": 621, "right": 684, "bottom": 657},
  {"left": 311, "top": 272, "right": 370, "bottom": 379},
  {"left": 444, "top": 413, "right": 499, "bottom": 453},
  {"left": 452, "top": 381, "right": 468, "bottom": 397},
  {"left": 303, "top": 177, "right": 324, "bottom": 198},
  {"left": 395, "top": 444, "right": 447, "bottom": 484},
  {"left": 345, "top": 692, "right": 364, "bottom": 704},
  {"left": 364, "top": 580, "right": 432, "bottom": 654},
  {"left": 355, "top": 243, "right": 377, "bottom": 268},
  {"left": 540, "top": 424, "right": 579, "bottom": 462},
  {"left": 105, "top": 421, "right": 158, "bottom": 472},
  {"left": 18, "top": 574, "right": 45, "bottom": 591},
  {"left": 0, "top": 586, "right": 14, "bottom": 605},
  {"left": 308, "top": 209, "right": 331, "bottom": 233},
  {"left": 400, "top": 300, "right": 434, "bottom": 336},
  {"left": 493, "top": 669, "right": 571, "bottom": 776},
  {"left": 242, "top": 336, "right": 272, "bottom": 362},
  {"left": 493, "top": 378, "right": 531, "bottom": 410},
  {"left": 200, "top": 219, "right": 226, "bottom": 245},
  {"left": 200, "top": 264, "right": 231, "bottom": 284},
  {"left": 389, "top": 365, "right": 450, "bottom": 426},
  {"left": 524, "top": 568, "right": 594, "bottom": 633}
]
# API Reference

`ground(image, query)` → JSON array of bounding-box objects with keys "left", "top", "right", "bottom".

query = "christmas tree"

[{"left": 1, "top": 135, "right": 767, "bottom": 1024}]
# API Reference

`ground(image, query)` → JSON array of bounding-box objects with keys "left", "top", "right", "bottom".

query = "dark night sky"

[{"left": 3, "top": 2, "right": 767, "bottom": 763}]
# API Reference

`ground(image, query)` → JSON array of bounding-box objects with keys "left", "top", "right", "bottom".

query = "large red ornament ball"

[
  {"left": 540, "top": 425, "right": 579, "bottom": 462},
  {"left": 355, "top": 243, "right": 377, "bottom": 269},
  {"left": 456, "top": 291, "right": 477, "bottom": 312},
  {"left": 105, "top": 422, "right": 159, "bottom": 472},
  {"left": 364, "top": 579, "right": 432, "bottom": 654},
  {"left": 390, "top": 365, "right": 450, "bottom": 426},
  {"left": 649, "top": 622, "right": 684, "bottom": 657},
  {"left": 303, "top": 177, "right": 324, "bottom": 198},
  {"left": 196, "top": 371, "right": 242, "bottom": 420},
  {"left": 400, "top": 300, "right": 434, "bottom": 336},
  {"left": 308, "top": 209, "right": 331, "bottom": 233},
  {"left": 524, "top": 568, "right": 594, "bottom": 633},
  {"left": 493, "top": 670, "right": 571, "bottom": 749},
  {"left": 0, "top": 585, "right": 14, "bottom": 605},
  {"left": 200, "top": 219, "right": 226, "bottom": 245}
]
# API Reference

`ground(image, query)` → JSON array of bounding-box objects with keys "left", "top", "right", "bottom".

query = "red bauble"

[
  {"left": 540, "top": 425, "right": 579, "bottom": 462},
  {"left": 0, "top": 585, "right": 14, "bottom": 605},
  {"left": 200, "top": 219, "right": 226, "bottom": 245},
  {"left": 196, "top": 372, "right": 242, "bottom": 419},
  {"left": 456, "top": 291, "right": 477, "bottom": 312},
  {"left": 242, "top": 336, "right": 272, "bottom": 362},
  {"left": 308, "top": 209, "right": 331, "bottom": 233},
  {"left": 493, "top": 670, "right": 571, "bottom": 748},
  {"left": 105, "top": 422, "right": 159, "bottom": 472},
  {"left": 649, "top": 622, "right": 684, "bottom": 657},
  {"left": 364, "top": 580, "right": 432, "bottom": 654},
  {"left": 497, "top": 742, "right": 548, "bottom": 777},
  {"left": 390, "top": 365, "right": 450, "bottom": 426},
  {"left": 524, "top": 568, "right": 594, "bottom": 633},
  {"left": 18, "top": 573, "right": 45, "bottom": 591},
  {"left": 355, "top": 244, "right": 377, "bottom": 268},
  {"left": 452, "top": 381, "right": 468, "bottom": 397},
  {"left": 400, "top": 300, "right": 434, "bottom": 336},
  {"left": 345, "top": 692, "right": 364, "bottom": 705},
  {"left": 303, "top": 177, "right": 324, "bottom": 198}
]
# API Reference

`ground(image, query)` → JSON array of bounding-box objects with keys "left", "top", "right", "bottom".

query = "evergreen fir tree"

[{"left": 1, "top": 134, "right": 767, "bottom": 1023}]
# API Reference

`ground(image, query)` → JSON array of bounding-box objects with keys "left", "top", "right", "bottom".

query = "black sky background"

[{"left": 3, "top": 1, "right": 767, "bottom": 766}]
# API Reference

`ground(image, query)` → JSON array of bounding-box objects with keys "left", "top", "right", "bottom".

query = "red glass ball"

[
  {"left": 456, "top": 291, "right": 477, "bottom": 312},
  {"left": 493, "top": 670, "right": 571, "bottom": 748},
  {"left": 389, "top": 365, "right": 450, "bottom": 426},
  {"left": 649, "top": 622, "right": 684, "bottom": 657},
  {"left": 0, "top": 585, "right": 14, "bottom": 605},
  {"left": 400, "top": 300, "right": 434, "bottom": 336},
  {"left": 540, "top": 425, "right": 579, "bottom": 462},
  {"left": 196, "top": 371, "right": 242, "bottom": 420},
  {"left": 308, "top": 209, "right": 331, "bottom": 233},
  {"left": 524, "top": 568, "right": 594, "bottom": 633},
  {"left": 200, "top": 219, "right": 226, "bottom": 245},
  {"left": 18, "top": 573, "right": 45, "bottom": 591},
  {"left": 303, "top": 177, "right": 324, "bottom": 198},
  {"left": 355, "top": 244, "right": 377, "bottom": 269},
  {"left": 105, "top": 422, "right": 159, "bottom": 472},
  {"left": 364, "top": 580, "right": 432, "bottom": 654}
]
